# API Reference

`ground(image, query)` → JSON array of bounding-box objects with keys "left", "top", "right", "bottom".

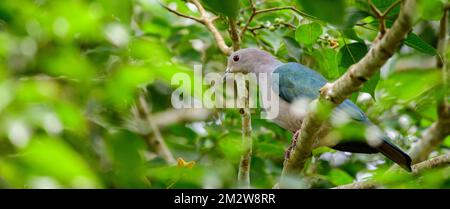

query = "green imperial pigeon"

[{"left": 225, "top": 48, "right": 412, "bottom": 171}]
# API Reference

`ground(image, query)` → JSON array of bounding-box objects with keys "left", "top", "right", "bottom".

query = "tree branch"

[
  {"left": 384, "top": 0, "right": 402, "bottom": 17},
  {"left": 238, "top": 93, "right": 252, "bottom": 188},
  {"left": 408, "top": 8, "right": 450, "bottom": 163},
  {"left": 408, "top": 106, "right": 450, "bottom": 163},
  {"left": 411, "top": 153, "right": 450, "bottom": 173},
  {"left": 159, "top": 2, "right": 203, "bottom": 24},
  {"left": 334, "top": 154, "right": 450, "bottom": 189},
  {"left": 240, "top": 0, "right": 257, "bottom": 39},
  {"left": 161, "top": 0, "right": 232, "bottom": 55},
  {"left": 229, "top": 18, "right": 241, "bottom": 51},
  {"left": 280, "top": 0, "right": 418, "bottom": 184},
  {"left": 227, "top": 13, "right": 252, "bottom": 188},
  {"left": 369, "top": 0, "right": 402, "bottom": 37},
  {"left": 369, "top": 0, "right": 383, "bottom": 18},
  {"left": 335, "top": 15, "right": 450, "bottom": 186},
  {"left": 137, "top": 92, "right": 176, "bottom": 164},
  {"left": 247, "top": 22, "right": 296, "bottom": 34},
  {"left": 152, "top": 108, "right": 212, "bottom": 129},
  {"left": 240, "top": 4, "right": 316, "bottom": 38}
]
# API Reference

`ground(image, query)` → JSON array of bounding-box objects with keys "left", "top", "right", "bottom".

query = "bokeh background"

[{"left": 0, "top": 0, "right": 448, "bottom": 188}]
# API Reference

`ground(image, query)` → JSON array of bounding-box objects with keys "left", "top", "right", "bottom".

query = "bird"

[{"left": 224, "top": 48, "right": 412, "bottom": 171}]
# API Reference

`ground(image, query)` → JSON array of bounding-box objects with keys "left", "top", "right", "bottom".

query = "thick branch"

[{"left": 280, "top": 0, "right": 418, "bottom": 181}]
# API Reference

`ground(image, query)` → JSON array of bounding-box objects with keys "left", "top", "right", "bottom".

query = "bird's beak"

[{"left": 223, "top": 68, "right": 231, "bottom": 81}]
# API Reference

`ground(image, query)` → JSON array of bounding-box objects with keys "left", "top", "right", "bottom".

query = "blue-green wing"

[{"left": 272, "top": 62, "right": 367, "bottom": 122}]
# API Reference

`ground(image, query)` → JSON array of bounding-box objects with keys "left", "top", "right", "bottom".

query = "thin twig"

[
  {"left": 248, "top": 22, "right": 296, "bottom": 32},
  {"left": 369, "top": 0, "right": 386, "bottom": 35},
  {"left": 240, "top": 0, "right": 257, "bottom": 39},
  {"left": 240, "top": 4, "right": 317, "bottom": 38},
  {"left": 368, "top": 0, "right": 383, "bottom": 18},
  {"left": 369, "top": 0, "right": 402, "bottom": 37},
  {"left": 159, "top": 2, "right": 203, "bottom": 23},
  {"left": 384, "top": 0, "right": 402, "bottom": 16}
]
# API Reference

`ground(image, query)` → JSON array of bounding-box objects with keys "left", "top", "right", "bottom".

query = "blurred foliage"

[{"left": 0, "top": 0, "right": 448, "bottom": 189}]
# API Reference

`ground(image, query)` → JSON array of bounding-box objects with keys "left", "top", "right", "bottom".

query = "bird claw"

[{"left": 284, "top": 129, "right": 301, "bottom": 159}]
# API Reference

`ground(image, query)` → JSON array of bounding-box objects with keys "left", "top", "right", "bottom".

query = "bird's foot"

[{"left": 284, "top": 129, "right": 301, "bottom": 159}]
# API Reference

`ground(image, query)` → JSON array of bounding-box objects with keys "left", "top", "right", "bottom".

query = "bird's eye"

[{"left": 233, "top": 55, "right": 240, "bottom": 62}]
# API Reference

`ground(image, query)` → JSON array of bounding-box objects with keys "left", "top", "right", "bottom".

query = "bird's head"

[{"left": 224, "top": 48, "right": 280, "bottom": 78}]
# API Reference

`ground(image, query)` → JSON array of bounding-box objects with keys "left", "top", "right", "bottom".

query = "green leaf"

[
  {"left": 297, "top": 0, "right": 346, "bottom": 25},
  {"left": 362, "top": 71, "right": 380, "bottom": 98},
  {"left": 21, "top": 136, "right": 101, "bottom": 188},
  {"left": 311, "top": 48, "right": 341, "bottom": 79},
  {"left": 418, "top": 0, "right": 444, "bottom": 20},
  {"left": 202, "top": 0, "right": 240, "bottom": 18},
  {"left": 98, "top": 0, "right": 132, "bottom": 23},
  {"left": 343, "top": 9, "right": 370, "bottom": 28},
  {"left": 107, "top": 131, "right": 149, "bottom": 188},
  {"left": 342, "top": 28, "right": 363, "bottom": 42},
  {"left": 327, "top": 168, "right": 353, "bottom": 185},
  {"left": 339, "top": 42, "right": 379, "bottom": 96},
  {"left": 260, "top": 30, "right": 284, "bottom": 53},
  {"left": 255, "top": 141, "right": 285, "bottom": 160},
  {"left": 295, "top": 22, "right": 323, "bottom": 45},
  {"left": 218, "top": 133, "right": 244, "bottom": 162},
  {"left": 312, "top": 147, "right": 336, "bottom": 156},
  {"left": 443, "top": 136, "right": 450, "bottom": 148},
  {"left": 376, "top": 69, "right": 442, "bottom": 107},
  {"left": 339, "top": 42, "right": 368, "bottom": 69},
  {"left": 405, "top": 33, "right": 437, "bottom": 56},
  {"left": 283, "top": 36, "right": 302, "bottom": 61}
]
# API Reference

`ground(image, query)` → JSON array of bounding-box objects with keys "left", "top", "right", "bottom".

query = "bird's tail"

[{"left": 376, "top": 138, "right": 412, "bottom": 172}]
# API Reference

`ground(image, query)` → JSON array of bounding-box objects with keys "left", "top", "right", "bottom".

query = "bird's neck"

[{"left": 251, "top": 60, "right": 282, "bottom": 75}]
